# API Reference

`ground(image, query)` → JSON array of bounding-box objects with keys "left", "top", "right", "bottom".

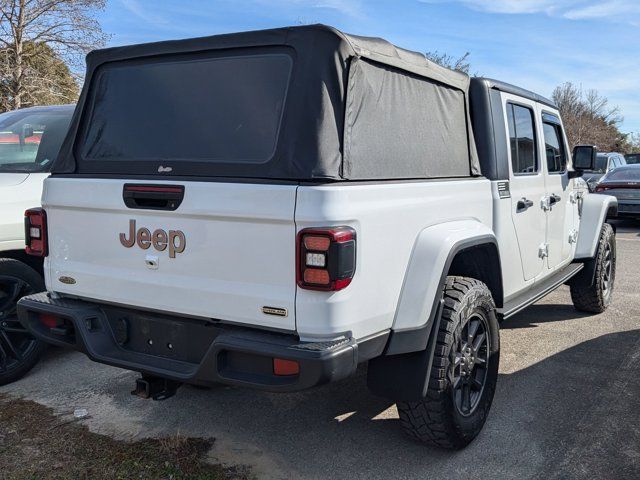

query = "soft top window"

[{"left": 78, "top": 50, "right": 292, "bottom": 170}]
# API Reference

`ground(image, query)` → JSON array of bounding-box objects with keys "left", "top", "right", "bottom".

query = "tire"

[
  {"left": 0, "top": 258, "right": 47, "bottom": 386},
  {"left": 570, "top": 223, "right": 616, "bottom": 313},
  {"left": 397, "top": 276, "right": 500, "bottom": 449}
]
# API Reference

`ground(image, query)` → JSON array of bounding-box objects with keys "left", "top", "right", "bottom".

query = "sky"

[{"left": 98, "top": 0, "right": 640, "bottom": 134}]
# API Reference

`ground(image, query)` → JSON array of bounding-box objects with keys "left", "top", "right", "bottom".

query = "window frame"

[
  {"left": 506, "top": 101, "right": 539, "bottom": 177},
  {"left": 540, "top": 112, "right": 568, "bottom": 175}
]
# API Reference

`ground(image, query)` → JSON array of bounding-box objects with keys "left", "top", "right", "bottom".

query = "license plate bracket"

[{"left": 138, "top": 316, "right": 186, "bottom": 360}]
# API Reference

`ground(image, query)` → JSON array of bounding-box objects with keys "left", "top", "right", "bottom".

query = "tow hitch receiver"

[{"left": 131, "top": 375, "right": 182, "bottom": 401}]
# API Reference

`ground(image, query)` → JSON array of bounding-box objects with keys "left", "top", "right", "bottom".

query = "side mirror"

[{"left": 569, "top": 145, "right": 597, "bottom": 178}]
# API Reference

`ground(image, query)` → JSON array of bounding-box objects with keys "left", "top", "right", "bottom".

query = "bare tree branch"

[
  {"left": 552, "top": 82, "right": 629, "bottom": 152},
  {"left": 0, "top": 0, "right": 106, "bottom": 110}
]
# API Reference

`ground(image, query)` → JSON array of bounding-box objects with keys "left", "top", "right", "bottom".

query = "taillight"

[
  {"left": 297, "top": 226, "right": 356, "bottom": 291},
  {"left": 25, "top": 208, "right": 48, "bottom": 257},
  {"left": 595, "top": 186, "right": 608, "bottom": 192}
]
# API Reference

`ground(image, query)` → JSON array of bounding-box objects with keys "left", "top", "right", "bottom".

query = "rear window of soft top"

[{"left": 78, "top": 50, "right": 292, "bottom": 167}]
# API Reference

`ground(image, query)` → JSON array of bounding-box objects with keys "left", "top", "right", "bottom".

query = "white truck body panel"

[
  {"left": 42, "top": 178, "right": 298, "bottom": 331},
  {"left": 294, "top": 179, "right": 493, "bottom": 340},
  {"left": 390, "top": 219, "right": 496, "bottom": 333},
  {"left": 575, "top": 193, "right": 618, "bottom": 259},
  {"left": 0, "top": 173, "right": 48, "bottom": 251}
]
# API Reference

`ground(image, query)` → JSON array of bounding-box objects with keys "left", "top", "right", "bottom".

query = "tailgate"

[{"left": 43, "top": 178, "right": 297, "bottom": 331}]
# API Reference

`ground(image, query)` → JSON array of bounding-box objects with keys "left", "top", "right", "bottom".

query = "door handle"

[
  {"left": 549, "top": 194, "right": 562, "bottom": 206},
  {"left": 517, "top": 198, "right": 534, "bottom": 211}
]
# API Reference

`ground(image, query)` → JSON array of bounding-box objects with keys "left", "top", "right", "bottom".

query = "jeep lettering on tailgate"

[{"left": 119, "top": 219, "right": 186, "bottom": 258}]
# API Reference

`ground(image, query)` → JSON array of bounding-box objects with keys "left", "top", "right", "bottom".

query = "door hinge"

[
  {"left": 568, "top": 229, "right": 578, "bottom": 244},
  {"left": 538, "top": 243, "right": 549, "bottom": 259}
]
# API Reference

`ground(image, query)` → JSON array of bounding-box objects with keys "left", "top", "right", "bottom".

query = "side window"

[
  {"left": 507, "top": 103, "right": 538, "bottom": 175},
  {"left": 542, "top": 120, "right": 567, "bottom": 173}
]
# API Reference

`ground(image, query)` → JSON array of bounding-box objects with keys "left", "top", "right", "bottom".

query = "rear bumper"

[
  {"left": 611, "top": 201, "right": 640, "bottom": 218},
  {"left": 17, "top": 293, "right": 388, "bottom": 392}
]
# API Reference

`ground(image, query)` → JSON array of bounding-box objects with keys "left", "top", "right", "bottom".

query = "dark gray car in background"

[{"left": 594, "top": 164, "right": 640, "bottom": 219}]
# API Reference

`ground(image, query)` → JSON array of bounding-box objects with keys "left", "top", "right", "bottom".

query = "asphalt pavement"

[{"left": 2, "top": 219, "right": 640, "bottom": 480}]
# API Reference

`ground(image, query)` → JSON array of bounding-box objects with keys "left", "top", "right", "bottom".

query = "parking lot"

[{"left": 2, "top": 220, "right": 639, "bottom": 480}]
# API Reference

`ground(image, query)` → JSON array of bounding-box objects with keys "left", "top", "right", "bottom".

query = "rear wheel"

[
  {"left": 571, "top": 223, "right": 616, "bottom": 313},
  {"left": 397, "top": 276, "right": 500, "bottom": 449},
  {"left": 0, "top": 258, "right": 47, "bottom": 386}
]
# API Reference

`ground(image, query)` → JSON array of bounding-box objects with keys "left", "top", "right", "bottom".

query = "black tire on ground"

[
  {"left": 570, "top": 223, "right": 616, "bottom": 313},
  {"left": 0, "top": 258, "right": 47, "bottom": 386},
  {"left": 397, "top": 276, "right": 500, "bottom": 449}
]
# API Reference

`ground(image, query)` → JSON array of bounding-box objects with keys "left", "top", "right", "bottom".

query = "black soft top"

[{"left": 54, "top": 25, "right": 480, "bottom": 181}]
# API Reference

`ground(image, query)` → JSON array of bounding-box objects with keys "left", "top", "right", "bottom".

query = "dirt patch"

[{"left": 0, "top": 394, "right": 247, "bottom": 480}]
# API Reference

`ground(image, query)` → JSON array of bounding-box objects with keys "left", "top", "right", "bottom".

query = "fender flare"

[
  {"left": 385, "top": 220, "right": 498, "bottom": 356},
  {"left": 574, "top": 193, "right": 617, "bottom": 260}
]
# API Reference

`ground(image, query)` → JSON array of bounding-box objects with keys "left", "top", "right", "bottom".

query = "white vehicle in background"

[
  {"left": 0, "top": 104, "right": 74, "bottom": 385},
  {"left": 17, "top": 26, "right": 617, "bottom": 448},
  {"left": 582, "top": 152, "right": 627, "bottom": 192}
]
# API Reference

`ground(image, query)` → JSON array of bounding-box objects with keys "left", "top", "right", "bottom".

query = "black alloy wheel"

[{"left": 450, "top": 312, "right": 491, "bottom": 417}]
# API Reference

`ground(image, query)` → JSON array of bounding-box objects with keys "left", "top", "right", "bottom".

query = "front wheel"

[
  {"left": 397, "top": 276, "right": 500, "bottom": 449},
  {"left": 570, "top": 223, "right": 616, "bottom": 313},
  {"left": 0, "top": 258, "right": 47, "bottom": 386}
]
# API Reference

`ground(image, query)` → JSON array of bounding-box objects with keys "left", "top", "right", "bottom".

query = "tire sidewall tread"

[
  {"left": 0, "top": 258, "right": 46, "bottom": 386},
  {"left": 397, "top": 276, "right": 500, "bottom": 449}
]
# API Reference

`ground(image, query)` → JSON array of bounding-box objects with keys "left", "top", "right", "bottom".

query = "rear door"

[{"left": 503, "top": 95, "right": 546, "bottom": 281}]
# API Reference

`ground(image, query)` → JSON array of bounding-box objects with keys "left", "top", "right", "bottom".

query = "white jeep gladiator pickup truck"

[
  {"left": 0, "top": 104, "right": 74, "bottom": 385},
  {"left": 17, "top": 25, "right": 617, "bottom": 448}
]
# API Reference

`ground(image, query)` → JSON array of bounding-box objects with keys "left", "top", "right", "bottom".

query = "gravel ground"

[{"left": 2, "top": 220, "right": 639, "bottom": 480}]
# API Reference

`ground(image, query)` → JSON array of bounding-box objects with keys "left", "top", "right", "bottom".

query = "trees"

[
  {"left": 628, "top": 132, "right": 640, "bottom": 152},
  {"left": 0, "top": 41, "right": 78, "bottom": 110},
  {"left": 425, "top": 50, "right": 471, "bottom": 74},
  {"left": 552, "top": 82, "right": 629, "bottom": 152},
  {"left": 0, "top": 0, "right": 107, "bottom": 111}
]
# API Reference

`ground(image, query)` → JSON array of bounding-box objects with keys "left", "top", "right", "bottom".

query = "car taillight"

[
  {"left": 25, "top": 208, "right": 48, "bottom": 257},
  {"left": 297, "top": 226, "right": 356, "bottom": 291},
  {"left": 595, "top": 186, "right": 608, "bottom": 192}
]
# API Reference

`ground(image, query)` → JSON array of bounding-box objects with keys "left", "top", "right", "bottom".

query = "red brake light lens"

[
  {"left": 303, "top": 235, "right": 331, "bottom": 251},
  {"left": 297, "top": 227, "right": 356, "bottom": 291},
  {"left": 25, "top": 208, "right": 48, "bottom": 257}
]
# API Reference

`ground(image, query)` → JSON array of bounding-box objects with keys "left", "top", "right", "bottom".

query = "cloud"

[
  {"left": 453, "top": 0, "right": 572, "bottom": 14},
  {"left": 421, "top": 0, "right": 640, "bottom": 25},
  {"left": 119, "top": 0, "right": 169, "bottom": 26},
  {"left": 252, "top": 0, "right": 365, "bottom": 19},
  {"left": 563, "top": 0, "right": 640, "bottom": 24}
]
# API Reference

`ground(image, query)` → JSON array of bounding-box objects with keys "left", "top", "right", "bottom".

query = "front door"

[
  {"left": 540, "top": 111, "right": 575, "bottom": 271},
  {"left": 503, "top": 95, "right": 547, "bottom": 281}
]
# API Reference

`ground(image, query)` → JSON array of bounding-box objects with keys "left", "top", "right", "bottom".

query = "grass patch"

[{"left": 0, "top": 394, "right": 246, "bottom": 480}]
